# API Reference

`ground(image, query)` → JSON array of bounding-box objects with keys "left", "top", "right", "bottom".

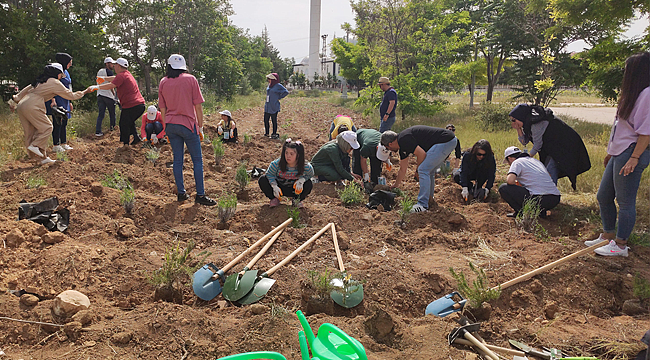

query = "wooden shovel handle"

[
  {"left": 494, "top": 239, "right": 608, "bottom": 291},
  {"left": 463, "top": 332, "right": 499, "bottom": 360},
  {"left": 266, "top": 223, "right": 332, "bottom": 277},
  {"left": 221, "top": 218, "right": 292, "bottom": 274},
  {"left": 331, "top": 224, "right": 345, "bottom": 272},
  {"left": 454, "top": 338, "right": 525, "bottom": 357},
  {"left": 240, "top": 228, "right": 284, "bottom": 273}
]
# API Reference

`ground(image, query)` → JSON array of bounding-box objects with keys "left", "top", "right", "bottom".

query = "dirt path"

[
  {"left": 0, "top": 97, "right": 648, "bottom": 360},
  {"left": 549, "top": 106, "right": 616, "bottom": 125}
]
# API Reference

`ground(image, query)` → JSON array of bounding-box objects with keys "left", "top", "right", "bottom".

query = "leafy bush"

[
  {"left": 217, "top": 192, "right": 237, "bottom": 224},
  {"left": 147, "top": 240, "right": 209, "bottom": 288},
  {"left": 212, "top": 138, "right": 224, "bottom": 165},
  {"left": 101, "top": 169, "right": 132, "bottom": 190},
  {"left": 307, "top": 269, "right": 335, "bottom": 297},
  {"left": 337, "top": 182, "right": 365, "bottom": 206},
  {"left": 449, "top": 262, "right": 501, "bottom": 308},
  {"left": 120, "top": 187, "right": 135, "bottom": 214},
  {"left": 474, "top": 102, "right": 513, "bottom": 131},
  {"left": 235, "top": 161, "right": 250, "bottom": 190}
]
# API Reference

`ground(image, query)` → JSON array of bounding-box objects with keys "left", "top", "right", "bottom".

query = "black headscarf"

[
  {"left": 32, "top": 64, "right": 63, "bottom": 88},
  {"left": 55, "top": 53, "right": 72, "bottom": 69},
  {"left": 509, "top": 104, "right": 551, "bottom": 138}
]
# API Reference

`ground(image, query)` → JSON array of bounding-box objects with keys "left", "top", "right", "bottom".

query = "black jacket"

[
  {"left": 459, "top": 151, "right": 496, "bottom": 189},
  {"left": 523, "top": 106, "right": 591, "bottom": 190}
]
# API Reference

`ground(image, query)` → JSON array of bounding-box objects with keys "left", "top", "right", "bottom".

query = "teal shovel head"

[
  {"left": 222, "top": 270, "right": 258, "bottom": 302},
  {"left": 193, "top": 263, "right": 225, "bottom": 301},
  {"left": 237, "top": 277, "right": 276, "bottom": 305},
  {"left": 330, "top": 279, "right": 364, "bottom": 308}
]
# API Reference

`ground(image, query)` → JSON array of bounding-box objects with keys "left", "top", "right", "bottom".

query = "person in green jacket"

[
  {"left": 352, "top": 128, "right": 392, "bottom": 185},
  {"left": 312, "top": 131, "right": 363, "bottom": 183}
]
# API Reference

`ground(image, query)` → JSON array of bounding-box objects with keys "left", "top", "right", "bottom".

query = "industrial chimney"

[{"left": 308, "top": 0, "right": 321, "bottom": 82}]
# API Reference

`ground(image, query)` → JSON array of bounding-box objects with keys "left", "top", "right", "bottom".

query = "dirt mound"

[{"left": 0, "top": 97, "right": 648, "bottom": 359}]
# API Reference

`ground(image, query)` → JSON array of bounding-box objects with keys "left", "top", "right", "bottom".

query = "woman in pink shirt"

[
  {"left": 158, "top": 54, "right": 215, "bottom": 206},
  {"left": 585, "top": 52, "right": 650, "bottom": 257}
]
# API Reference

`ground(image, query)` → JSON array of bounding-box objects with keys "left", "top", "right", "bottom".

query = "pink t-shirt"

[
  {"left": 608, "top": 87, "right": 650, "bottom": 156},
  {"left": 158, "top": 73, "right": 204, "bottom": 132},
  {"left": 111, "top": 70, "right": 145, "bottom": 109}
]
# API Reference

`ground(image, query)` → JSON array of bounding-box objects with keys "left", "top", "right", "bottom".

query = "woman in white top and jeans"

[{"left": 586, "top": 52, "right": 650, "bottom": 257}]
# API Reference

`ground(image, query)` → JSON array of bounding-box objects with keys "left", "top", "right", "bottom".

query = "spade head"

[
  {"left": 222, "top": 269, "right": 259, "bottom": 302},
  {"left": 237, "top": 277, "right": 276, "bottom": 305},
  {"left": 192, "top": 263, "right": 225, "bottom": 301},
  {"left": 330, "top": 280, "right": 364, "bottom": 308}
]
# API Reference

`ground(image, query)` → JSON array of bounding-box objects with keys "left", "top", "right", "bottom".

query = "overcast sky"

[{"left": 230, "top": 1, "right": 648, "bottom": 60}]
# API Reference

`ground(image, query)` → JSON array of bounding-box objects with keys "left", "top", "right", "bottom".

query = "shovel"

[
  {"left": 222, "top": 227, "right": 284, "bottom": 302},
  {"left": 237, "top": 223, "right": 333, "bottom": 305},
  {"left": 192, "top": 218, "right": 292, "bottom": 301},
  {"left": 329, "top": 224, "right": 364, "bottom": 308},
  {"left": 447, "top": 320, "right": 499, "bottom": 360}
]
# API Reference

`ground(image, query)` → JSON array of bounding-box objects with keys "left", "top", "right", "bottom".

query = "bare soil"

[{"left": 1, "top": 97, "right": 648, "bottom": 359}]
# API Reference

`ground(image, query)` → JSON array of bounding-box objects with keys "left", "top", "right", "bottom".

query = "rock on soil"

[
  {"left": 5, "top": 228, "right": 25, "bottom": 247},
  {"left": 111, "top": 331, "right": 134, "bottom": 344},
  {"left": 53, "top": 290, "right": 90, "bottom": 317},
  {"left": 20, "top": 294, "right": 39, "bottom": 307},
  {"left": 71, "top": 310, "right": 94, "bottom": 326},
  {"left": 42, "top": 232, "right": 65, "bottom": 244}
]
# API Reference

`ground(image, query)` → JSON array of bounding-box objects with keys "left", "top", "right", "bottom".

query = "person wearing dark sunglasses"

[{"left": 453, "top": 139, "right": 496, "bottom": 202}]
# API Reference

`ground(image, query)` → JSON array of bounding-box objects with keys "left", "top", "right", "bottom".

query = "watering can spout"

[{"left": 296, "top": 310, "right": 316, "bottom": 345}]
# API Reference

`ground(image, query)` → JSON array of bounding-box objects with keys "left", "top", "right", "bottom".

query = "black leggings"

[
  {"left": 352, "top": 150, "right": 383, "bottom": 184},
  {"left": 264, "top": 112, "right": 278, "bottom": 136},
  {"left": 258, "top": 175, "right": 312, "bottom": 201},
  {"left": 498, "top": 183, "right": 560, "bottom": 214},
  {"left": 119, "top": 104, "right": 145, "bottom": 145}
]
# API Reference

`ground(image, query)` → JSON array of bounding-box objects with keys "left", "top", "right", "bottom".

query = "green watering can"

[
  {"left": 216, "top": 351, "right": 287, "bottom": 360},
  {"left": 296, "top": 310, "right": 367, "bottom": 360}
]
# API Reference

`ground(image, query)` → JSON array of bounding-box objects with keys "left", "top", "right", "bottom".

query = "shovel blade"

[
  {"left": 222, "top": 270, "right": 259, "bottom": 302},
  {"left": 330, "top": 284, "right": 364, "bottom": 308},
  {"left": 425, "top": 291, "right": 466, "bottom": 317},
  {"left": 192, "top": 263, "right": 224, "bottom": 301},
  {"left": 237, "top": 277, "right": 276, "bottom": 305}
]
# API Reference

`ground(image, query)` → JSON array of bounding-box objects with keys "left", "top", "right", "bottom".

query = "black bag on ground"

[
  {"left": 18, "top": 197, "right": 69, "bottom": 232},
  {"left": 366, "top": 190, "right": 396, "bottom": 211},
  {"left": 635, "top": 329, "right": 649, "bottom": 360}
]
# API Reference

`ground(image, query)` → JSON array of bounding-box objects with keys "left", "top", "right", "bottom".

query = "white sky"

[{"left": 230, "top": 1, "right": 648, "bottom": 60}]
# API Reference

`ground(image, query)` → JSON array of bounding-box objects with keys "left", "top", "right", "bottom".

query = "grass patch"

[
  {"left": 55, "top": 151, "right": 69, "bottom": 162},
  {"left": 337, "top": 182, "right": 365, "bottom": 206},
  {"left": 202, "top": 92, "right": 263, "bottom": 115},
  {"left": 633, "top": 273, "right": 650, "bottom": 301},
  {"left": 449, "top": 262, "right": 501, "bottom": 308},
  {"left": 628, "top": 232, "right": 650, "bottom": 247},
  {"left": 26, "top": 173, "right": 46, "bottom": 189}
]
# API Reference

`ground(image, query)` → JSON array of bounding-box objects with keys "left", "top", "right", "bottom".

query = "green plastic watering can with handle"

[
  {"left": 216, "top": 351, "right": 287, "bottom": 360},
  {"left": 296, "top": 310, "right": 367, "bottom": 360}
]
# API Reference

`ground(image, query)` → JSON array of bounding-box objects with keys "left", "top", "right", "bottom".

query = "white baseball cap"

[
  {"left": 219, "top": 110, "right": 232, "bottom": 117},
  {"left": 503, "top": 146, "right": 522, "bottom": 164},
  {"left": 146, "top": 105, "right": 158, "bottom": 120},
  {"left": 340, "top": 131, "right": 360, "bottom": 150},
  {"left": 48, "top": 63, "right": 64, "bottom": 73},
  {"left": 168, "top": 54, "right": 187, "bottom": 70},
  {"left": 104, "top": 57, "right": 116, "bottom": 64},
  {"left": 376, "top": 144, "right": 390, "bottom": 163},
  {"left": 115, "top": 58, "right": 129, "bottom": 68}
]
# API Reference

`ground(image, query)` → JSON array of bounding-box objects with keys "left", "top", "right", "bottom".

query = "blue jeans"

[
  {"left": 597, "top": 144, "right": 650, "bottom": 240},
  {"left": 379, "top": 116, "right": 396, "bottom": 133},
  {"left": 545, "top": 156, "right": 559, "bottom": 185},
  {"left": 145, "top": 122, "right": 163, "bottom": 141},
  {"left": 165, "top": 123, "right": 205, "bottom": 196},
  {"left": 417, "top": 137, "right": 458, "bottom": 208},
  {"left": 96, "top": 95, "right": 116, "bottom": 133}
]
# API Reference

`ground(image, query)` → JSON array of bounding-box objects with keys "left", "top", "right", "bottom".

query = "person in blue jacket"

[
  {"left": 264, "top": 73, "right": 289, "bottom": 139},
  {"left": 47, "top": 53, "right": 74, "bottom": 153}
]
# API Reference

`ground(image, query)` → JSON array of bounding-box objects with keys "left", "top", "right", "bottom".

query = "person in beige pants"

[{"left": 11, "top": 63, "right": 93, "bottom": 164}]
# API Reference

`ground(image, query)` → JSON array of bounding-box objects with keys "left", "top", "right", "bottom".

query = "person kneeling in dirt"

[
  {"left": 141, "top": 105, "right": 166, "bottom": 145},
  {"left": 217, "top": 109, "right": 238, "bottom": 143},
  {"left": 259, "top": 138, "right": 314, "bottom": 208},
  {"left": 453, "top": 139, "right": 496, "bottom": 202},
  {"left": 311, "top": 131, "right": 363, "bottom": 184},
  {"left": 352, "top": 128, "right": 391, "bottom": 187},
  {"left": 328, "top": 115, "right": 357, "bottom": 140},
  {"left": 381, "top": 125, "right": 457, "bottom": 213},
  {"left": 499, "top": 146, "right": 560, "bottom": 218}
]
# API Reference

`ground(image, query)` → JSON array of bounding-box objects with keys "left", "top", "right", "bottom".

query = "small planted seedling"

[
  {"left": 516, "top": 197, "right": 543, "bottom": 233},
  {"left": 287, "top": 205, "right": 305, "bottom": 228},
  {"left": 337, "top": 182, "right": 364, "bottom": 206},
  {"left": 56, "top": 152, "right": 68, "bottom": 162},
  {"left": 235, "top": 161, "right": 250, "bottom": 190},
  {"left": 212, "top": 138, "right": 224, "bottom": 165},
  {"left": 26, "top": 174, "right": 46, "bottom": 189},
  {"left": 145, "top": 148, "right": 159, "bottom": 165},
  {"left": 243, "top": 133, "right": 251, "bottom": 144},
  {"left": 101, "top": 169, "right": 132, "bottom": 190},
  {"left": 449, "top": 262, "right": 501, "bottom": 308},
  {"left": 307, "top": 269, "right": 335, "bottom": 298},
  {"left": 120, "top": 187, "right": 135, "bottom": 214},
  {"left": 397, "top": 195, "right": 415, "bottom": 225},
  {"left": 217, "top": 192, "right": 237, "bottom": 227}
]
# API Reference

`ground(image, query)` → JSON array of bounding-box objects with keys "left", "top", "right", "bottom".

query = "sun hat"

[
  {"left": 503, "top": 146, "right": 522, "bottom": 164},
  {"left": 115, "top": 58, "right": 129, "bottom": 68},
  {"left": 146, "top": 105, "right": 158, "bottom": 120},
  {"left": 340, "top": 130, "right": 360, "bottom": 150},
  {"left": 378, "top": 76, "right": 390, "bottom": 84},
  {"left": 167, "top": 54, "right": 187, "bottom": 70},
  {"left": 219, "top": 110, "right": 232, "bottom": 118}
]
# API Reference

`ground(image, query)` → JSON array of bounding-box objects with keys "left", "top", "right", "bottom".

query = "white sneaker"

[
  {"left": 52, "top": 145, "right": 64, "bottom": 153},
  {"left": 40, "top": 157, "right": 56, "bottom": 165},
  {"left": 584, "top": 234, "right": 609, "bottom": 247},
  {"left": 594, "top": 240, "right": 629, "bottom": 257},
  {"left": 410, "top": 204, "right": 428, "bottom": 213},
  {"left": 62, "top": 144, "right": 73, "bottom": 150},
  {"left": 27, "top": 145, "right": 44, "bottom": 157}
]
